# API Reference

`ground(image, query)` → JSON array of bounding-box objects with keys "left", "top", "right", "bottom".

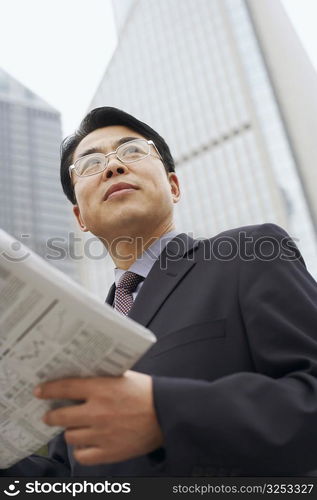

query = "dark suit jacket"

[{"left": 3, "top": 223, "right": 317, "bottom": 476}]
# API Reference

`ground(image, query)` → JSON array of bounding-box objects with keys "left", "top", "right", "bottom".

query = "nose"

[{"left": 102, "top": 155, "right": 129, "bottom": 179}]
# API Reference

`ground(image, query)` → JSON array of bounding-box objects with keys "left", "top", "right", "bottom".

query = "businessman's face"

[{"left": 71, "top": 125, "right": 180, "bottom": 241}]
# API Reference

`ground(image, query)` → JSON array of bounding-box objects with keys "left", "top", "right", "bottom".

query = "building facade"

[
  {"left": 0, "top": 68, "right": 76, "bottom": 278},
  {"left": 80, "top": 0, "right": 317, "bottom": 297}
]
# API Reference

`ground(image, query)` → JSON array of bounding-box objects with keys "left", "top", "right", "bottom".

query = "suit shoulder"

[
  {"left": 204, "top": 223, "right": 291, "bottom": 243},
  {"left": 197, "top": 223, "right": 304, "bottom": 268}
]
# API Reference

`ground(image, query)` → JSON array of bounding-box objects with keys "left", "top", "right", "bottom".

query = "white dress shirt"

[{"left": 114, "top": 230, "right": 180, "bottom": 300}]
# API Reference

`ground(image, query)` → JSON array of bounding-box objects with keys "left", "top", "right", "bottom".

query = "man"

[{"left": 2, "top": 106, "right": 317, "bottom": 476}]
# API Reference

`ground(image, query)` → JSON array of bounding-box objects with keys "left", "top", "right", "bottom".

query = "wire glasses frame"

[{"left": 69, "top": 139, "right": 163, "bottom": 178}]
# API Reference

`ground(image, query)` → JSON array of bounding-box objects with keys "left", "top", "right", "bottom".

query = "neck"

[{"left": 104, "top": 221, "right": 176, "bottom": 270}]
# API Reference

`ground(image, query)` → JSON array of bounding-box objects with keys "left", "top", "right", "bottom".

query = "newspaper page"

[{"left": 0, "top": 229, "right": 156, "bottom": 468}]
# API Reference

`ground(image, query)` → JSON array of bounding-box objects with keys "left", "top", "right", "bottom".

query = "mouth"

[{"left": 103, "top": 182, "right": 139, "bottom": 201}]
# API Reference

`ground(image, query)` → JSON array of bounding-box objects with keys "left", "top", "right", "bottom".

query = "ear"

[
  {"left": 168, "top": 173, "right": 181, "bottom": 203},
  {"left": 73, "top": 205, "right": 89, "bottom": 232}
]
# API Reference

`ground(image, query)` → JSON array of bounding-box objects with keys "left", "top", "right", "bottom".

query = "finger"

[
  {"left": 34, "top": 377, "right": 96, "bottom": 400},
  {"left": 43, "top": 403, "right": 91, "bottom": 428},
  {"left": 73, "top": 447, "right": 108, "bottom": 466},
  {"left": 64, "top": 428, "right": 97, "bottom": 447}
]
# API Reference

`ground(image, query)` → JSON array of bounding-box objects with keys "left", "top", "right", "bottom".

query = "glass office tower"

[
  {"left": 80, "top": 0, "right": 317, "bottom": 297},
  {"left": 0, "top": 68, "right": 76, "bottom": 278}
]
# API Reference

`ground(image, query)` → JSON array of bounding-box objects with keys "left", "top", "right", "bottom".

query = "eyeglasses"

[{"left": 69, "top": 138, "right": 163, "bottom": 178}]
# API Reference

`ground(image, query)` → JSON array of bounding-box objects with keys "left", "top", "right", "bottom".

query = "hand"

[{"left": 34, "top": 371, "right": 164, "bottom": 466}]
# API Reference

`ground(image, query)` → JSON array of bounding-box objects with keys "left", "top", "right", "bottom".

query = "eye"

[
  {"left": 79, "top": 155, "right": 104, "bottom": 174},
  {"left": 120, "top": 141, "right": 148, "bottom": 159},
  {"left": 124, "top": 144, "right": 143, "bottom": 154}
]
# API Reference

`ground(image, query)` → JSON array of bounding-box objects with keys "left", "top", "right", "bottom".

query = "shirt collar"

[{"left": 114, "top": 230, "right": 180, "bottom": 286}]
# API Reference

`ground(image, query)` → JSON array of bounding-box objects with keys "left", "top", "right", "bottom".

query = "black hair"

[{"left": 60, "top": 106, "right": 175, "bottom": 204}]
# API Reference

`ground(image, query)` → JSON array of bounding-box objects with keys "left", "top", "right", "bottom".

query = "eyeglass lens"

[{"left": 74, "top": 139, "right": 151, "bottom": 176}]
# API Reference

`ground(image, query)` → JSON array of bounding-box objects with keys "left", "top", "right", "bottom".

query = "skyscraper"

[
  {"left": 81, "top": 0, "right": 317, "bottom": 297},
  {"left": 0, "top": 68, "right": 76, "bottom": 277}
]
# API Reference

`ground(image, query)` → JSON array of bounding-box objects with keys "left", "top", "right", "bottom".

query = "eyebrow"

[{"left": 76, "top": 136, "right": 140, "bottom": 160}]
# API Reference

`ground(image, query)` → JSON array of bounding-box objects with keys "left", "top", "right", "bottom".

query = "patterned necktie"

[{"left": 114, "top": 271, "right": 144, "bottom": 316}]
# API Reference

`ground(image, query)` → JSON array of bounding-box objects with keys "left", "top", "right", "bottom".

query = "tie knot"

[{"left": 117, "top": 271, "right": 144, "bottom": 294}]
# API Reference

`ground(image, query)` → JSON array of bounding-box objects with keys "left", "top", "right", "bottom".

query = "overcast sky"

[
  {"left": 0, "top": 0, "right": 117, "bottom": 136},
  {"left": 0, "top": 0, "right": 317, "bottom": 137},
  {"left": 281, "top": 0, "right": 317, "bottom": 68}
]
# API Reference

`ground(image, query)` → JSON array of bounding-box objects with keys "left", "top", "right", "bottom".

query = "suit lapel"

[
  {"left": 105, "top": 283, "right": 115, "bottom": 305},
  {"left": 128, "top": 233, "right": 199, "bottom": 327}
]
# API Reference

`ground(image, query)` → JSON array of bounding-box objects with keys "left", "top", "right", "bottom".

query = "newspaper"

[{"left": 0, "top": 229, "right": 156, "bottom": 468}]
